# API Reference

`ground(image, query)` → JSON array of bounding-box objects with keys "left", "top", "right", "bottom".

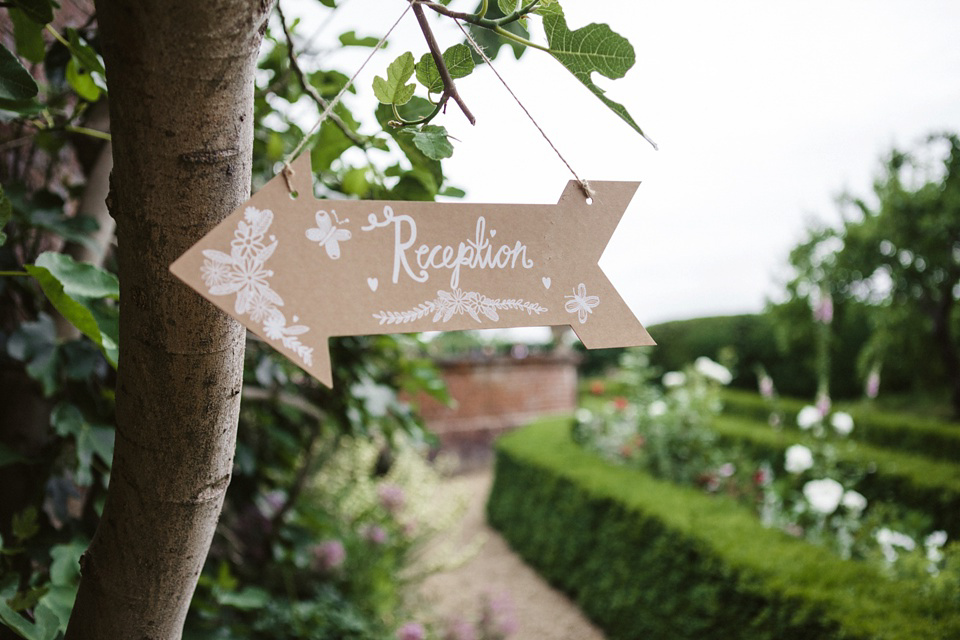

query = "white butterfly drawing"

[{"left": 305, "top": 210, "right": 351, "bottom": 260}]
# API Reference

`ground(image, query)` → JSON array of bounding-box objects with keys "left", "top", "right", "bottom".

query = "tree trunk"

[
  {"left": 65, "top": 1, "right": 270, "bottom": 637},
  {"left": 927, "top": 294, "right": 960, "bottom": 418}
]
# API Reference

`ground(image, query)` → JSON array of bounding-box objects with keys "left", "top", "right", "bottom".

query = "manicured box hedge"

[
  {"left": 710, "top": 415, "right": 960, "bottom": 537},
  {"left": 488, "top": 419, "right": 960, "bottom": 640},
  {"left": 721, "top": 389, "right": 960, "bottom": 463}
]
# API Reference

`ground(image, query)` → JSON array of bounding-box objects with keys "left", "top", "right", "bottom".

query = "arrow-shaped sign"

[{"left": 171, "top": 154, "right": 654, "bottom": 387}]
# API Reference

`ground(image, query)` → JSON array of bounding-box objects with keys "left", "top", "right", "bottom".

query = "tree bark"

[
  {"left": 929, "top": 296, "right": 960, "bottom": 418},
  {"left": 65, "top": 1, "right": 271, "bottom": 637}
]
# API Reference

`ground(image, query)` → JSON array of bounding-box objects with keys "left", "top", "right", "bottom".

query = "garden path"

[{"left": 418, "top": 469, "right": 605, "bottom": 640}]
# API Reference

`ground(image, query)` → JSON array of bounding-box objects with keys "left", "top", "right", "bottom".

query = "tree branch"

[
  {"left": 417, "top": 0, "right": 541, "bottom": 28},
  {"left": 276, "top": 1, "right": 368, "bottom": 148},
  {"left": 411, "top": 1, "right": 476, "bottom": 125}
]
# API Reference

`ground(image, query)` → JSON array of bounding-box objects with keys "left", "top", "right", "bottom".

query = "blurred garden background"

[{"left": 2, "top": 1, "right": 960, "bottom": 639}]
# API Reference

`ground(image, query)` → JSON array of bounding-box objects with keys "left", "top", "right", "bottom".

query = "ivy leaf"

[
  {"left": 10, "top": 9, "right": 46, "bottom": 64},
  {"left": 372, "top": 52, "right": 416, "bottom": 106},
  {"left": 24, "top": 252, "right": 120, "bottom": 367},
  {"left": 538, "top": 3, "right": 656, "bottom": 147},
  {"left": 415, "top": 44, "right": 475, "bottom": 94},
  {"left": 0, "top": 184, "right": 11, "bottom": 247},
  {"left": 0, "top": 42, "right": 39, "bottom": 100},
  {"left": 338, "top": 30, "right": 381, "bottom": 48},
  {"left": 409, "top": 124, "right": 454, "bottom": 160},
  {"left": 12, "top": 0, "right": 55, "bottom": 26}
]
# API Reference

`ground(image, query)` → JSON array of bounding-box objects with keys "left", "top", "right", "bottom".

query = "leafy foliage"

[
  {"left": 536, "top": 3, "right": 655, "bottom": 147},
  {"left": 0, "top": 42, "right": 39, "bottom": 100},
  {"left": 415, "top": 44, "right": 474, "bottom": 95},
  {"left": 372, "top": 0, "right": 654, "bottom": 161},
  {"left": 372, "top": 52, "right": 416, "bottom": 106},
  {"left": 24, "top": 252, "right": 119, "bottom": 367},
  {"left": 773, "top": 134, "right": 960, "bottom": 414}
]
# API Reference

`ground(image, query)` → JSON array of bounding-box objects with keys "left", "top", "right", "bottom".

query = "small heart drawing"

[
  {"left": 542, "top": 277, "right": 552, "bottom": 290},
  {"left": 367, "top": 277, "right": 379, "bottom": 292},
  {"left": 490, "top": 229, "right": 497, "bottom": 237}
]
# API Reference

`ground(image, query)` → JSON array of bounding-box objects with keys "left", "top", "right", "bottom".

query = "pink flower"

[
  {"left": 313, "top": 539, "right": 346, "bottom": 572},
  {"left": 815, "top": 391, "right": 831, "bottom": 418},
  {"left": 378, "top": 484, "right": 406, "bottom": 515},
  {"left": 443, "top": 617, "right": 476, "bottom": 640},
  {"left": 397, "top": 622, "right": 426, "bottom": 640},
  {"left": 813, "top": 290, "right": 833, "bottom": 324},
  {"left": 758, "top": 374, "right": 775, "bottom": 399},
  {"left": 866, "top": 368, "right": 881, "bottom": 399},
  {"left": 479, "top": 591, "right": 518, "bottom": 637},
  {"left": 362, "top": 524, "right": 389, "bottom": 545}
]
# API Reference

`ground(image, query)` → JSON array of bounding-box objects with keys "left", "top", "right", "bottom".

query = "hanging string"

[
  {"left": 455, "top": 18, "right": 596, "bottom": 201},
  {"left": 281, "top": 1, "right": 414, "bottom": 186}
]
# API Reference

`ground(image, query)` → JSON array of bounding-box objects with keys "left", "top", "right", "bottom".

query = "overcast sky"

[{"left": 288, "top": 1, "right": 960, "bottom": 329}]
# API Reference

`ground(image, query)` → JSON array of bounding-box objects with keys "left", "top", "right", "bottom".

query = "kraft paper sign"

[{"left": 170, "top": 153, "right": 654, "bottom": 387}]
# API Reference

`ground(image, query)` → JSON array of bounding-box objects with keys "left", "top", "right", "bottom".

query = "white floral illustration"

[
  {"left": 373, "top": 288, "right": 546, "bottom": 325},
  {"left": 564, "top": 282, "right": 600, "bottom": 324},
  {"left": 201, "top": 206, "right": 313, "bottom": 366}
]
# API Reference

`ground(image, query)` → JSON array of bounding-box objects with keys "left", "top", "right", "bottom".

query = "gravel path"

[{"left": 417, "top": 469, "right": 605, "bottom": 640}]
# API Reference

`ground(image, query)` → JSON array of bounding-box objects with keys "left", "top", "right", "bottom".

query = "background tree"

[
  {"left": 832, "top": 134, "right": 960, "bottom": 416},
  {"left": 770, "top": 133, "right": 960, "bottom": 415}
]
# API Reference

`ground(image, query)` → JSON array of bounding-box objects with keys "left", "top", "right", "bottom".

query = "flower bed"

[
  {"left": 721, "top": 389, "right": 960, "bottom": 462},
  {"left": 710, "top": 414, "right": 960, "bottom": 537},
  {"left": 488, "top": 419, "right": 960, "bottom": 640}
]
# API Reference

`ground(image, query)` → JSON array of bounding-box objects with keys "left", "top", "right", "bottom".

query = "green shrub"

[
  {"left": 641, "top": 311, "right": 881, "bottom": 399},
  {"left": 488, "top": 419, "right": 960, "bottom": 640},
  {"left": 721, "top": 389, "right": 960, "bottom": 463}
]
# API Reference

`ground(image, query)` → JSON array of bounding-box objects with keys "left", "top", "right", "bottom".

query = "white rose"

[
  {"left": 784, "top": 444, "right": 814, "bottom": 474},
  {"left": 841, "top": 490, "right": 867, "bottom": 513},
  {"left": 925, "top": 530, "right": 948, "bottom": 548},
  {"left": 831, "top": 412, "right": 854, "bottom": 436},
  {"left": 797, "top": 405, "right": 821, "bottom": 430},
  {"left": 802, "top": 478, "right": 844, "bottom": 514},
  {"left": 876, "top": 527, "right": 916, "bottom": 551},
  {"left": 694, "top": 357, "right": 733, "bottom": 385},
  {"left": 662, "top": 371, "right": 686, "bottom": 388}
]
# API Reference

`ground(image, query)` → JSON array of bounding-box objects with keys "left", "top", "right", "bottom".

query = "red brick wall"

[{"left": 418, "top": 354, "right": 579, "bottom": 461}]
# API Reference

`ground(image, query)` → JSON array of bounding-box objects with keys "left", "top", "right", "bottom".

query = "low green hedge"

[
  {"left": 721, "top": 389, "right": 960, "bottom": 463},
  {"left": 711, "top": 414, "right": 960, "bottom": 537},
  {"left": 489, "top": 419, "right": 960, "bottom": 640}
]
